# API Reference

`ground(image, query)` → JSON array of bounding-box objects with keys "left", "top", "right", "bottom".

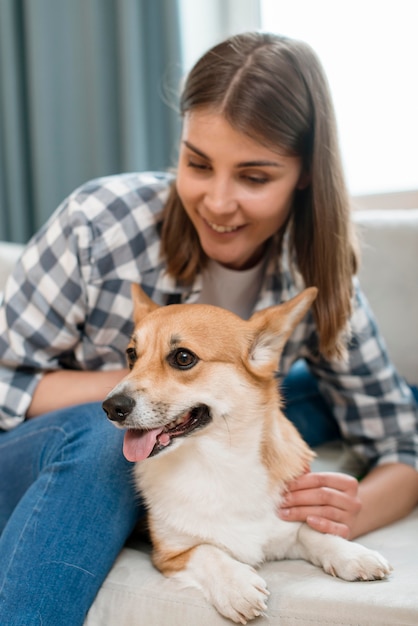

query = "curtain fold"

[{"left": 0, "top": 0, "right": 183, "bottom": 243}]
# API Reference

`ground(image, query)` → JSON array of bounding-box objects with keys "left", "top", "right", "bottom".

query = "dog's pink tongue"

[{"left": 123, "top": 428, "right": 164, "bottom": 462}]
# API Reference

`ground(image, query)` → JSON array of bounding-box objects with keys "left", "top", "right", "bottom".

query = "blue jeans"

[
  {"left": 282, "top": 360, "right": 341, "bottom": 447},
  {"left": 0, "top": 402, "right": 143, "bottom": 626}
]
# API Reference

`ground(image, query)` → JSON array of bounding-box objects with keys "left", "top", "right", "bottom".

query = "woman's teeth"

[{"left": 207, "top": 221, "right": 240, "bottom": 233}]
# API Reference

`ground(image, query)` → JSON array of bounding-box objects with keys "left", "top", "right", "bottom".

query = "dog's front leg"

[
  {"left": 162, "top": 544, "right": 269, "bottom": 624},
  {"left": 287, "top": 523, "right": 391, "bottom": 581}
]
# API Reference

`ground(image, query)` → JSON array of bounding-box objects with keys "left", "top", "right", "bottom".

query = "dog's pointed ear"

[
  {"left": 248, "top": 287, "right": 318, "bottom": 370},
  {"left": 131, "top": 283, "right": 159, "bottom": 325}
]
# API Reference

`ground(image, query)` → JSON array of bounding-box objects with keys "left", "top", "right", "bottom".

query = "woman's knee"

[{"left": 39, "top": 402, "right": 135, "bottom": 487}]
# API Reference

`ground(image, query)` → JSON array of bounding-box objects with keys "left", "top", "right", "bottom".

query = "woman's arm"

[
  {"left": 27, "top": 368, "right": 129, "bottom": 418},
  {"left": 354, "top": 463, "right": 418, "bottom": 537},
  {"left": 278, "top": 464, "right": 418, "bottom": 539}
]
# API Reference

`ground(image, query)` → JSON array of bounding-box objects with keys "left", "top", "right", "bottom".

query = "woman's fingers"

[
  {"left": 277, "top": 472, "right": 362, "bottom": 539},
  {"left": 285, "top": 471, "right": 359, "bottom": 496}
]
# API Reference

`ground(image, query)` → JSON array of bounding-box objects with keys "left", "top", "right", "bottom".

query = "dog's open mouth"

[{"left": 123, "top": 404, "right": 211, "bottom": 462}]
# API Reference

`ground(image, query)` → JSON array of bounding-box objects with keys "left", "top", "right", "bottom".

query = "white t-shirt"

[{"left": 197, "top": 258, "right": 265, "bottom": 319}]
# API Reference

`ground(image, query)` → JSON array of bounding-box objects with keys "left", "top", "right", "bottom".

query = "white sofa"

[{"left": 1, "top": 209, "right": 417, "bottom": 626}]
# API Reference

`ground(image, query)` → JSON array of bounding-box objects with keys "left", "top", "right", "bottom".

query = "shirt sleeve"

[
  {"left": 0, "top": 194, "right": 90, "bottom": 429},
  {"left": 307, "top": 280, "right": 418, "bottom": 472},
  {"left": 0, "top": 172, "right": 173, "bottom": 430}
]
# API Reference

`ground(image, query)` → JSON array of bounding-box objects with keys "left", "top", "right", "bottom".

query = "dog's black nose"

[{"left": 102, "top": 394, "right": 136, "bottom": 423}]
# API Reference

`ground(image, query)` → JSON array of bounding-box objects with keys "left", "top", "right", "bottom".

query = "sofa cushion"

[{"left": 84, "top": 508, "right": 418, "bottom": 626}]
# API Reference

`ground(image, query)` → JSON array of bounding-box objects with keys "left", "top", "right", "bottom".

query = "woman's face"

[{"left": 176, "top": 109, "right": 304, "bottom": 271}]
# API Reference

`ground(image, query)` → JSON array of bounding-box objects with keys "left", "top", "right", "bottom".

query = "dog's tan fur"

[{"left": 103, "top": 284, "right": 391, "bottom": 624}]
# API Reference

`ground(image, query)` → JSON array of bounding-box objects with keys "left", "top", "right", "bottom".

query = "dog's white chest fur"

[{"left": 136, "top": 435, "right": 295, "bottom": 566}]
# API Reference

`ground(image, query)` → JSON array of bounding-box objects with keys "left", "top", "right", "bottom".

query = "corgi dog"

[{"left": 102, "top": 284, "right": 391, "bottom": 624}]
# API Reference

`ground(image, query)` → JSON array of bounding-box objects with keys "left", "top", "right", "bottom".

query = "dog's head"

[{"left": 102, "top": 284, "right": 317, "bottom": 462}]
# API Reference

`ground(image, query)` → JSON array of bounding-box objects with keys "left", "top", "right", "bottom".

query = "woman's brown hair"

[{"left": 161, "top": 32, "right": 358, "bottom": 359}]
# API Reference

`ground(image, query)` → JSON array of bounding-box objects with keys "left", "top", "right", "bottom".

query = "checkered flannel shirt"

[{"left": 1, "top": 171, "right": 417, "bottom": 471}]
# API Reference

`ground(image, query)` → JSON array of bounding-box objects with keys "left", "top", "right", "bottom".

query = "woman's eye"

[
  {"left": 168, "top": 348, "right": 199, "bottom": 370},
  {"left": 187, "top": 159, "right": 210, "bottom": 171},
  {"left": 242, "top": 173, "right": 269, "bottom": 185},
  {"left": 126, "top": 347, "right": 137, "bottom": 370}
]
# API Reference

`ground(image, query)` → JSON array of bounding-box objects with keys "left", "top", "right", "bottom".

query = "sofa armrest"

[{"left": 354, "top": 209, "right": 418, "bottom": 385}]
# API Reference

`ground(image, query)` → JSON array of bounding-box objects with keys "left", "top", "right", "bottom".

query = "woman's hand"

[{"left": 277, "top": 471, "right": 362, "bottom": 539}]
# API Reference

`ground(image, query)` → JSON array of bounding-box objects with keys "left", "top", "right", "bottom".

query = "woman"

[{"left": 1, "top": 32, "right": 417, "bottom": 625}]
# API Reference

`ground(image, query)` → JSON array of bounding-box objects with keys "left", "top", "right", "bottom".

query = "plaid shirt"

[{"left": 1, "top": 172, "right": 417, "bottom": 471}]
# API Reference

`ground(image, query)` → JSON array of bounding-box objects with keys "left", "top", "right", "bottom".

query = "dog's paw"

[
  {"left": 212, "top": 563, "right": 269, "bottom": 624},
  {"left": 324, "top": 543, "right": 392, "bottom": 582}
]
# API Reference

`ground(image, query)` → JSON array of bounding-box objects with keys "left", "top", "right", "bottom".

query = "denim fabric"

[
  {"left": 282, "top": 360, "right": 341, "bottom": 447},
  {"left": 0, "top": 402, "right": 144, "bottom": 626}
]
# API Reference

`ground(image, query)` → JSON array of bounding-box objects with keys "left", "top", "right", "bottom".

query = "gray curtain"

[{"left": 0, "top": 0, "right": 183, "bottom": 243}]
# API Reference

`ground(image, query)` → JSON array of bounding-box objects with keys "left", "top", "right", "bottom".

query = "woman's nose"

[{"left": 203, "top": 177, "right": 237, "bottom": 215}]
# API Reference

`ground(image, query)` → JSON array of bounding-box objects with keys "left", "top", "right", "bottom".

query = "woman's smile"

[{"left": 203, "top": 218, "right": 244, "bottom": 235}]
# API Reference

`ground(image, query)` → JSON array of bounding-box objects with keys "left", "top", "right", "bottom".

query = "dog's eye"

[
  {"left": 126, "top": 347, "right": 137, "bottom": 370},
  {"left": 167, "top": 348, "right": 198, "bottom": 370}
]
